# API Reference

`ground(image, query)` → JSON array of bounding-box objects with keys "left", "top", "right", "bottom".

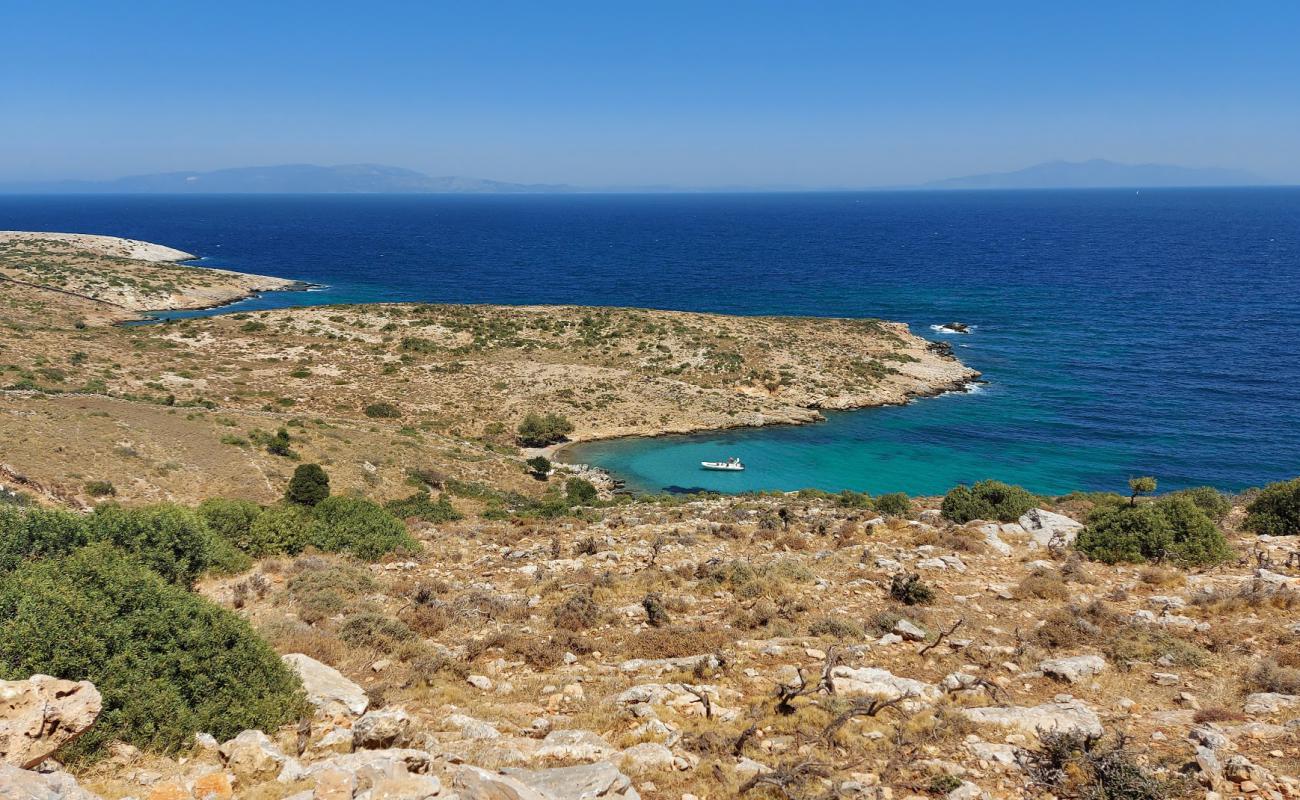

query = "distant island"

[
  {"left": 924, "top": 158, "right": 1264, "bottom": 190},
  {"left": 0, "top": 163, "right": 575, "bottom": 194},
  {"left": 0, "top": 158, "right": 1273, "bottom": 194}
]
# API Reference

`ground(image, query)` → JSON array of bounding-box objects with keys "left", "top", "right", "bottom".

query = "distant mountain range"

[
  {"left": 0, "top": 159, "right": 1272, "bottom": 194},
  {"left": 924, "top": 159, "right": 1264, "bottom": 190},
  {"left": 0, "top": 164, "right": 574, "bottom": 194}
]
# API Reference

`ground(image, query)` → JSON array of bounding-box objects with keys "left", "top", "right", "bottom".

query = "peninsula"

[{"left": 0, "top": 233, "right": 976, "bottom": 506}]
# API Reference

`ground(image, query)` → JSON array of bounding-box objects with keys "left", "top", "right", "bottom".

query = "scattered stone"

[
  {"left": 1038, "top": 655, "right": 1106, "bottom": 684},
  {"left": 466, "top": 674, "right": 494, "bottom": 691},
  {"left": 218, "top": 730, "right": 288, "bottom": 783},
  {"left": 1244, "top": 693, "right": 1300, "bottom": 716},
  {"left": 893, "top": 619, "right": 928, "bottom": 641},
  {"left": 0, "top": 675, "right": 102, "bottom": 769},
  {"left": 620, "top": 742, "right": 676, "bottom": 774},
  {"left": 501, "top": 761, "right": 639, "bottom": 800},
  {"left": 353, "top": 708, "right": 413, "bottom": 750},
  {"left": 536, "top": 730, "right": 617, "bottom": 762}
]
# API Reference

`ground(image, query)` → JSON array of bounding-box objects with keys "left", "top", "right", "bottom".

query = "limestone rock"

[
  {"left": 1039, "top": 655, "right": 1107, "bottom": 684},
  {"left": 354, "top": 774, "right": 443, "bottom": 800},
  {"left": 1018, "top": 509, "right": 1082, "bottom": 548},
  {"left": 893, "top": 619, "right": 928, "bottom": 641},
  {"left": 354, "top": 708, "right": 413, "bottom": 750},
  {"left": 501, "top": 761, "right": 640, "bottom": 800},
  {"left": 620, "top": 742, "right": 676, "bottom": 774},
  {"left": 0, "top": 763, "right": 102, "bottom": 800},
  {"left": 536, "top": 729, "right": 617, "bottom": 762},
  {"left": 829, "top": 666, "right": 941, "bottom": 703},
  {"left": 959, "top": 697, "right": 1103, "bottom": 741},
  {"left": 281, "top": 654, "right": 368, "bottom": 717},
  {"left": 218, "top": 730, "right": 288, "bottom": 783},
  {"left": 454, "top": 765, "right": 551, "bottom": 800},
  {"left": 0, "top": 675, "right": 102, "bottom": 769},
  {"left": 1243, "top": 693, "right": 1300, "bottom": 716}
]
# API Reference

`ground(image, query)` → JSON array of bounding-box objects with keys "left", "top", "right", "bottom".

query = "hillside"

[{"left": 2, "top": 235, "right": 1297, "bottom": 800}]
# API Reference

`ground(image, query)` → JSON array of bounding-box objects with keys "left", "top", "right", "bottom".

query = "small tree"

[
  {"left": 565, "top": 477, "right": 598, "bottom": 505},
  {"left": 526, "top": 456, "right": 552, "bottom": 479},
  {"left": 517, "top": 412, "right": 575, "bottom": 447},
  {"left": 285, "top": 464, "right": 331, "bottom": 506},
  {"left": 1128, "top": 476, "right": 1157, "bottom": 507}
]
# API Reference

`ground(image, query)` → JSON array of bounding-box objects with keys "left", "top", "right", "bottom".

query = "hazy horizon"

[{"left": 4, "top": 1, "right": 1299, "bottom": 186}]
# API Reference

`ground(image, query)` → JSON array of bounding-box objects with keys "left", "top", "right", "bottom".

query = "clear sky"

[{"left": 3, "top": 0, "right": 1298, "bottom": 186}]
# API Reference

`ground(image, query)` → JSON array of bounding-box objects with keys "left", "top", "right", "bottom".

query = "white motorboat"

[{"left": 701, "top": 457, "right": 745, "bottom": 472}]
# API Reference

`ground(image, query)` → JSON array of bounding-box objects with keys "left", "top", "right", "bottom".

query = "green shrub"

[
  {"left": 1076, "top": 497, "right": 1231, "bottom": 566},
  {"left": 565, "top": 477, "right": 599, "bottom": 505},
  {"left": 285, "top": 463, "right": 331, "bottom": 506},
  {"left": 312, "top": 496, "right": 417, "bottom": 560},
  {"left": 246, "top": 503, "right": 321, "bottom": 557},
  {"left": 84, "top": 480, "right": 116, "bottom": 498},
  {"left": 1244, "top": 477, "right": 1300, "bottom": 536},
  {"left": 197, "top": 498, "right": 265, "bottom": 554},
  {"left": 1166, "top": 486, "right": 1231, "bottom": 522},
  {"left": 874, "top": 492, "right": 912, "bottom": 517},
  {"left": 363, "top": 402, "right": 401, "bottom": 419},
  {"left": 384, "top": 492, "right": 462, "bottom": 523},
  {"left": 941, "top": 480, "right": 1037, "bottom": 523},
  {"left": 836, "top": 490, "right": 873, "bottom": 509},
  {"left": 0, "top": 505, "right": 88, "bottom": 575},
  {"left": 889, "top": 573, "right": 935, "bottom": 605},
  {"left": 526, "top": 456, "right": 552, "bottom": 478},
  {"left": 516, "top": 412, "right": 574, "bottom": 447},
  {"left": 0, "top": 543, "right": 304, "bottom": 759},
  {"left": 87, "top": 503, "right": 221, "bottom": 585}
]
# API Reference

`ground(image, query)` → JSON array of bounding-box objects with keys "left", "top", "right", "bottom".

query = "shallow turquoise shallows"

[{"left": 2, "top": 189, "right": 1297, "bottom": 495}]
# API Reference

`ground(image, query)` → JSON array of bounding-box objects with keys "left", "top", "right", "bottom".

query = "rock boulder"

[{"left": 0, "top": 676, "right": 102, "bottom": 769}]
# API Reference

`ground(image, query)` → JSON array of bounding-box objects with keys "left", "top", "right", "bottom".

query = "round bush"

[
  {"left": 285, "top": 463, "right": 331, "bottom": 506},
  {"left": 0, "top": 543, "right": 304, "bottom": 760},
  {"left": 88, "top": 503, "right": 221, "bottom": 585},
  {"left": 1244, "top": 477, "right": 1300, "bottom": 536},
  {"left": 0, "top": 505, "right": 89, "bottom": 575},
  {"left": 1076, "top": 496, "right": 1231, "bottom": 566},
  {"left": 197, "top": 498, "right": 265, "bottom": 552},
  {"left": 246, "top": 503, "right": 321, "bottom": 557},
  {"left": 941, "top": 480, "right": 1037, "bottom": 523},
  {"left": 1167, "top": 486, "right": 1232, "bottom": 522},
  {"left": 874, "top": 492, "right": 912, "bottom": 518},
  {"left": 311, "top": 496, "right": 417, "bottom": 560}
]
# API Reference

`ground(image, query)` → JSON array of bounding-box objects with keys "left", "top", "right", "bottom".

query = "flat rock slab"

[
  {"left": 0, "top": 675, "right": 102, "bottom": 769},
  {"left": 282, "top": 653, "right": 369, "bottom": 717},
  {"left": 1018, "top": 508, "right": 1083, "bottom": 548},
  {"left": 960, "top": 698, "right": 1103, "bottom": 741},
  {"left": 829, "top": 666, "right": 942, "bottom": 702}
]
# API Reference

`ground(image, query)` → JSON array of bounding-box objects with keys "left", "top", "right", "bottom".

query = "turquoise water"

[{"left": 1, "top": 190, "right": 1297, "bottom": 495}]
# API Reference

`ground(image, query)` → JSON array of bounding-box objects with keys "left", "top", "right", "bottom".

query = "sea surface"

[{"left": 2, "top": 190, "right": 1298, "bottom": 496}]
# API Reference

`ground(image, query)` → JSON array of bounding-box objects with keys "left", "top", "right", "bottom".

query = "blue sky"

[{"left": 3, "top": 1, "right": 1298, "bottom": 186}]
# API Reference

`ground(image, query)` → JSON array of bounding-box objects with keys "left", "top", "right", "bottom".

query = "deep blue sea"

[{"left": 2, "top": 190, "right": 1297, "bottom": 496}]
